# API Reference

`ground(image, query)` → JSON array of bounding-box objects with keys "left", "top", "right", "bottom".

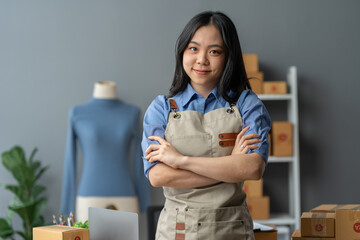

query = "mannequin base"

[{"left": 75, "top": 196, "right": 139, "bottom": 222}]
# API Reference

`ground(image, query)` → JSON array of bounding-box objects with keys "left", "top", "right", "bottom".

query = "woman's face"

[{"left": 183, "top": 25, "right": 226, "bottom": 94}]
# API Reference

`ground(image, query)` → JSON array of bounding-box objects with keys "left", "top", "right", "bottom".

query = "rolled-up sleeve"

[
  {"left": 141, "top": 95, "right": 169, "bottom": 178},
  {"left": 238, "top": 90, "right": 271, "bottom": 164}
]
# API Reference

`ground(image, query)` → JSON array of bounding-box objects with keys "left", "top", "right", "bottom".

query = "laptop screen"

[{"left": 88, "top": 207, "right": 138, "bottom": 240}]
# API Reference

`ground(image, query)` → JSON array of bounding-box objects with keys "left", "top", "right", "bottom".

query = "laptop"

[{"left": 88, "top": 207, "right": 139, "bottom": 240}]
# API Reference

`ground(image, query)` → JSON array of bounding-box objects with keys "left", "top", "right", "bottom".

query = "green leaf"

[
  {"left": 34, "top": 165, "right": 48, "bottom": 183},
  {"left": 15, "top": 230, "right": 27, "bottom": 240},
  {"left": 0, "top": 184, "right": 27, "bottom": 202},
  {"left": 2, "top": 146, "right": 31, "bottom": 187},
  {"left": 0, "top": 218, "right": 14, "bottom": 238},
  {"left": 33, "top": 215, "right": 45, "bottom": 227},
  {"left": 28, "top": 148, "right": 38, "bottom": 165},
  {"left": 6, "top": 209, "right": 14, "bottom": 226},
  {"left": 30, "top": 161, "right": 41, "bottom": 173},
  {"left": 8, "top": 197, "right": 47, "bottom": 227},
  {"left": 31, "top": 185, "right": 46, "bottom": 200},
  {"left": 9, "top": 200, "right": 34, "bottom": 226},
  {"left": 32, "top": 198, "right": 47, "bottom": 225},
  {"left": 2, "top": 146, "right": 26, "bottom": 170}
]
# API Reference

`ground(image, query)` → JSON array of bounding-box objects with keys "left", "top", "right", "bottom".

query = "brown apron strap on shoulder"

[{"left": 168, "top": 98, "right": 178, "bottom": 111}]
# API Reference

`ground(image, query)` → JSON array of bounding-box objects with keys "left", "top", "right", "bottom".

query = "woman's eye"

[
  {"left": 210, "top": 50, "right": 220, "bottom": 54},
  {"left": 189, "top": 47, "right": 197, "bottom": 51}
]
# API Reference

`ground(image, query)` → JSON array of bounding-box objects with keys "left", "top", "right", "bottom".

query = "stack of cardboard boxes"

[
  {"left": 243, "top": 54, "right": 287, "bottom": 95},
  {"left": 244, "top": 54, "right": 293, "bottom": 158},
  {"left": 291, "top": 204, "right": 360, "bottom": 240},
  {"left": 243, "top": 179, "right": 270, "bottom": 220}
]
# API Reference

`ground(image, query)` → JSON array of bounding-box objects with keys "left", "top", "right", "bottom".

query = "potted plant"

[{"left": 0, "top": 146, "right": 48, "bottom": 240}]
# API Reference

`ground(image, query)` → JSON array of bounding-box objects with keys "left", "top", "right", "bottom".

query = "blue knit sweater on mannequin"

[{"left": 60, "top": 98, "right": 150, "bottom": 214}]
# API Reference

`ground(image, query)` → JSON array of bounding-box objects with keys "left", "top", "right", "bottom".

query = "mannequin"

[
  {"left": 61, "top": 81, "right": 150, "bottom": 222},
  {"left": 92, "top": 81, "right": 117, "bottom": 99}
]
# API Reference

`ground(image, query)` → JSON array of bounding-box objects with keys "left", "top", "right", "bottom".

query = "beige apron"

[{"left": 155, "top": 99, "right": 254, "bottom": 240}]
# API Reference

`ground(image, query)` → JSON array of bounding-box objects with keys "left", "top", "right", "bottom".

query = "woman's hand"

[
  {"left": 232, "top": 126, "right": 262, "bottom": 155},
  {"left": 145, "top": 136, "right": 184, "bottom": 169}
]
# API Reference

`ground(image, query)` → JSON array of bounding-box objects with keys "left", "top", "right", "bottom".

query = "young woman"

[{"left": 141, "top": 11, "right": 271, "bottom": 240}]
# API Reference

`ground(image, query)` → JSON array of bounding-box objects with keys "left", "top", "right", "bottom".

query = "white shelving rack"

[{"left": 256, "top": 66, "right": 301, "bottom": 235}]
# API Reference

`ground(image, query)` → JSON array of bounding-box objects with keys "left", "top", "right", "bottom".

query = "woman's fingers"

[
  {"left": 146, "top": 151, "right": 160, "bottom": 162},
  {"left": 241, "top": 133, "right": 261, "bottom": 140},
  {"left": 242, "top": 138, "right": 262, "bottom": 146},
  {"left": 240, "top": 144, "right": 260, "bottom": 154},
  {"left": 235, "top": 126, "right": 250, "bottom": 146},
  {"left": 232, "top": 126, "right": 263, "bottom": 155},
  {"left": 145, "top": 136, "right": 168, "bottom": 158},
  {"left": 238, "top": 138, "right": 262, "bottom": 152},
  {"left": 237, "top": 126, "right": 250, "bottom": 139},
  {"left": 148, "top": 136, "right": 167, "bottom": 144},
  {"left": 238, "top": 132, "right": 261, "bottom": 148},
  {"left": 145, "top": 143, "right": 161, "bottom": 155},
  {"left": 239, "top": 126, "right": 250, "bottom": 134}
]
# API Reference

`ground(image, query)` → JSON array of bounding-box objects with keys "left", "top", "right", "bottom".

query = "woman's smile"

[{"left": 193, "top": 69, "right": 211, "bottom": 75}]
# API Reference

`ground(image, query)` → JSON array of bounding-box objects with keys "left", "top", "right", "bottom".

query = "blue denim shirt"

[{"left": 141, "top": 83, "right": 271, "bottom": 178}]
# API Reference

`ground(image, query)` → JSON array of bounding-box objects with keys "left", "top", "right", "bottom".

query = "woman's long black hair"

[{"left": 169, "top": 11, "right": 251, "bottom": 103}]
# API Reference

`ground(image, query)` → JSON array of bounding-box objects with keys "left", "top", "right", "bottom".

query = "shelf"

[
  {"left": 257, "top": 66, "right": 301, "bottom": 230},
  {"left": 258, "top": 94, "right": 292, "bottom": 101},
  {"left": 268, "top": 156, "right": 293, "bottom": 163},
  {"left": 255, "top": 214, "right": 297, "bottom": 225}
]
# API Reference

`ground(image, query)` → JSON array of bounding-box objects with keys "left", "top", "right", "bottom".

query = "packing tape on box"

[
  {"left": 347, "top": 208, "right": 360, "bottom": 221},
  {"left": 338, "top": 205, "right": 360, "bottom": 221}
]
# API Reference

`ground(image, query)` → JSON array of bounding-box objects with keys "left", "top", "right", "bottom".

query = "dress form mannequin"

[
  {"left": 92, "top": 81, "right": 118, "bottom": 99},
  {"left": 61, "top": 81, "right": 150, "bottom": 222}
]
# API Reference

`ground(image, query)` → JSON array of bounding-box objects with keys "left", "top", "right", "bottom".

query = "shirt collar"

[{"left": 175, "top": 83, "right": 227, "bottom": 107}]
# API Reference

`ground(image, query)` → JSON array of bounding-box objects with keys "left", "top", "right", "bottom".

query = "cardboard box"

[
  {"left": 248, "top": 72, "right": 264, "bottom": 94},
  {"left": 33, "top": 225, "right": 89, "bottom": 240},
  {"left": 291, "top": 229, "right": 335, "bottom": 240},
  {"left": 310, "top": 204, "right": 344, "bottom": 213},
  {"left": 243, "top": 179, "right": 263, "bottom": 197},
  {"left": 301, "top": 212, "right": 335, "bottom": 237},
  {"left": 243, "top": 54, "right": 259, "bottom": 73},
  {"left": 254, "top": 230, "right": 277, "bottom": 240},
  {"left": 247, "top": 196, "right": 270, "bottom": 220},
  {"left": 335, "top": 205, "right": 360, "bottom": 240},
  {"left": 272, "top": 121, "right": 293, "bottom": 156},
  {"left": 263, "top": 81, "right": 287, "bottom": 94}
]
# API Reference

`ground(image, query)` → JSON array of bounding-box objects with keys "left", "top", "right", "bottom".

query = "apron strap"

[
  {"left": 168, "top": 98, "right": 181, "bottom": 119},
  {"left": 168, "top": 98, "right": 178, "bottom": 111}
]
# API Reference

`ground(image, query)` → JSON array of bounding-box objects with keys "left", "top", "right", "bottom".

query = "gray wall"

[{"left": 1, "top": 0, "right": 359, "bottom": 239}]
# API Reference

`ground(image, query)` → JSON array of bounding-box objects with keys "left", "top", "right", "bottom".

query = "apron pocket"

[
  {"left": 196, "top": 220, "right": 247, "bottom": 240},
  {"left": 186, "top": 206, "right": 253, "bottom": 239},
  {"left": 188, "top": 206, "right": 246, "bottom": 222}
]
